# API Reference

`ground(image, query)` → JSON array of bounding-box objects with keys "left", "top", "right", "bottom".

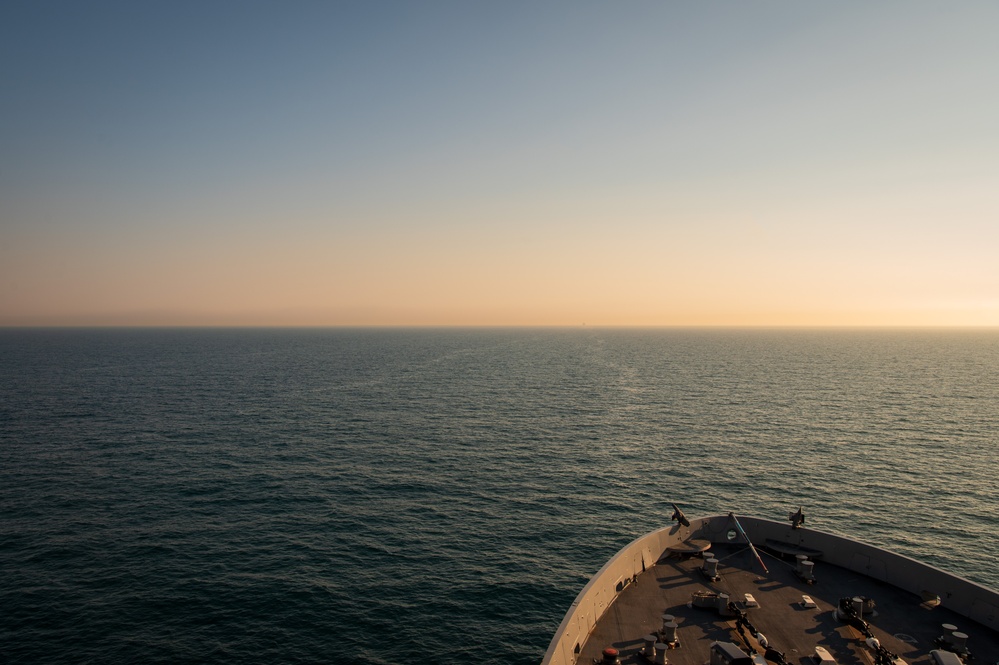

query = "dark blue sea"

[{"left": 2, "top": 328, "right": 997, "bottom": 664}]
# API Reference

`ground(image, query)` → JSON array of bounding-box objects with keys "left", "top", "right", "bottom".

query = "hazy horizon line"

[{"left": 3, "top": 324, "right": 998, "bottom": 331}]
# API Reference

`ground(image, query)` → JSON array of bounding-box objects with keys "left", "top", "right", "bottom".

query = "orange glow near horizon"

[{"left": 3, "top": 200, "right": 998, "bottom": 328}]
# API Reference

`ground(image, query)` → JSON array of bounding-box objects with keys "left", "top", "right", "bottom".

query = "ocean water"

[{"left": 1, "top": 328, "right": 997, "bottom": 664}]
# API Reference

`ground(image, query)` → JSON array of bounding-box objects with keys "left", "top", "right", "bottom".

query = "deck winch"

[{"left": 835, "top": 596, "right": 907, "bottom": 665}]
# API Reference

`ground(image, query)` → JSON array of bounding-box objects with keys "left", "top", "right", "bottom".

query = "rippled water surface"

[{"left": 2, "top": 328, "right": 997, "bottom": 664}]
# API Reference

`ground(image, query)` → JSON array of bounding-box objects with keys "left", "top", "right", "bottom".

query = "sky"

[{"left": 2, "top": 1, "right": 998, "bottom": 327}]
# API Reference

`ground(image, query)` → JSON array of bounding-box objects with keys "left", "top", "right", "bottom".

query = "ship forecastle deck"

[
  {"left": 579, "top": 545, "right": 999, "bottom": 665},
  {"left": 545, "top": 515, "right": 999, "bottom": 665}
]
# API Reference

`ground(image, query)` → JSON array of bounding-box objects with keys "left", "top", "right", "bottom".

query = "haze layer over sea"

[{"left": 2, "top": 328, "right": 996, "bottom": 664}]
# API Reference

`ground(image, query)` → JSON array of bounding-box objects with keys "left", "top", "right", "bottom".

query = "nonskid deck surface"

[{"left": 579, "top": 545, "right": 999, "bottom": 665}]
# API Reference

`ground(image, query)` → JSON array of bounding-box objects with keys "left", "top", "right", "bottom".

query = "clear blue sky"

[{"left": 3, "top": 2, "right": 998, "bottom": 326}]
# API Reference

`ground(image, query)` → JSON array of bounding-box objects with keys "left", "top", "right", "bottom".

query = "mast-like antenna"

[{"left": 729, "top": 512, "right": 769, "bottom": 574}]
